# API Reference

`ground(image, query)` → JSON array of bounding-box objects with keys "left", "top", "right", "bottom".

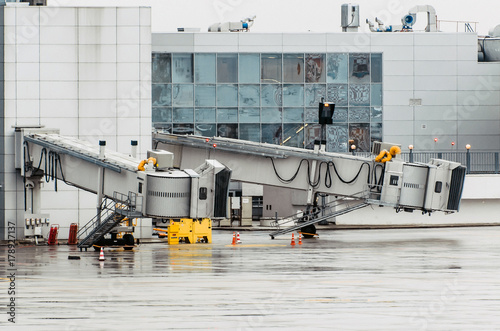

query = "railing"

[{"left": 350, "top": 151, "right": 500, "bottom": 174}]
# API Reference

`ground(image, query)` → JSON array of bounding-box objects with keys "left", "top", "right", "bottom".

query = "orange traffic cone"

[
  {"left": 236, "top": 232, "right": 242, "bottom": 244},
  {"left": 298, "top": 233, "right": 302, "bottom": 245},
  {"left": 290, "top": 233, "right": 296, "bottom": 246},
  {"left": 98, "top": 247, "right": 105, "bottom": 261},
  {"left": 232, "top": 232, "right": 236, "bottom": 245}
]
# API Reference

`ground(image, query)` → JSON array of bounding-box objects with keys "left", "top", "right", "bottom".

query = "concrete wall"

[
  {"left": 153, "top": 31, "right": 500, "bottom": 152},
  {"left": 1, "top": 5, "right": 152, "bottom": 239}
]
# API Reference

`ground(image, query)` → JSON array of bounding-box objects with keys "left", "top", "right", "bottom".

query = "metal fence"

[{"left": 349, "top": 151, "right": 500, "bottom": 174}]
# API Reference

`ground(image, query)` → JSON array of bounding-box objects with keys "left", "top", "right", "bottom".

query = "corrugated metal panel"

[{"left": 146, "top": 175, "right": 191, "bottom": 217}]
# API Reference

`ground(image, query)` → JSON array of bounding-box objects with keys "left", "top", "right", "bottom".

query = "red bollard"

[
  {"left": 68, "top": 223, "right": 78, "bottom": 245},
  {"left": 48, "top": 224, "right": 60, "bottom": 245}
]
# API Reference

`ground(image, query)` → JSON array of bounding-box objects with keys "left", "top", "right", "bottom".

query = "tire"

[
  {"left": 123, "top": 234, "right": 135, "bottom": 246},
  {"left": 300, "top": 224, "right": 316, "bottom": 238}
]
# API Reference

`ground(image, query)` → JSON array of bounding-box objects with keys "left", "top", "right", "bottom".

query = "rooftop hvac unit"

[{"left": 341, "top": 3, "right": 360, "bottom": 32}]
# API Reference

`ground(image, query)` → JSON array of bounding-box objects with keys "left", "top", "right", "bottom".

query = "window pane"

[
  {"left": 261, "top": 84, "right": 282, "bottom": 107},
  {"left": 195, "top": 85, "right": 215, "bottom": 107},
  {"left": 262, "top": 124, "right": 282, "bottom": 144},
  {"left": 327, "top": 53, "right": 348, "bottom": 83},
  {"left": 152, "top": 84, "right": 171, "bottom": 106},
  {"left": 261, "top": 54, "right": 282, "bottom": 83},
  {"left": 195, "top": 123, "right": 216, "bottom": 137},
  {"left": 173, "top": 123, "right": 194, "bottom": 135},
  {"left": 195, "top": 53, "right": 216, "bottom": 83},
  {"left": 172, "top": 53, "right": 193, "bottom": 83},
  {"left": 283, "top": 124, "right": 304, "bottom": 148},
  {"left": 173, "top": 108, "right": 194, "bottom": 123},
  {"left": 326, "top": 124, "right": 348, "bottom": 153},
  {"left": 305, "top": 108, "right": 318, "bottom": 123},
  {"left": 239, "top": 108, "right": 260, "bottom": 123},
  {"left": 152, "top": 53, "right": 171, "bottom": 83},
  {"left": 326, "top": 84, "right": 348, "bottom": 106},
  {"left": 239, "top": 85, "right": 260, "bottom": 107},
  {"left": 371, "top": 53, "right": 382, "bottom": 83},
  {"left": 152, "top": 107, "right": 172, "bottom": 123},
  {"left": 371, "top": 107, "right": 382, "bottom": 122},
  {"left": 217, "top": 108, "right": 238, "bottom": 123},
  {"left": 195, "top": 108, "right": 216, "bottom": 123},
  {"left": 371, "top": 83, "right": 382, "bottom": 106},
  {"left": 217, "top": 53, "right": 238, "bottom": 83},
  {"left": 349, "top": 123, "right": 370, "bottom": 152},
  {"left": 261, "top": 107, "right": 282, "bottom": 123},
  {"left": 172, "top": 84, "right": 193, "bottom": 107},
  {"left": 283, "top": 84, "right": 304, "bottom": 107},
  {"left": 217, "top": 84, "right": 238, "bottom": 107},
  {"left": 283, "top": 107, "right": 303, "bottom": 123},
  {"left": 349, "top": 53, "right": 370, "bottom": 83},
  {"left": 217, "top": 124, "right": 238, "bottom": 138},
  {"left": 305, "top": 84, "right": 326, "bottom": 107},
  {"left": 305, "top": 54, "right": 326, "bottom": 83},
  {"left": 239, "top": 54, "right": 260, "bottom": 83},
  {"left": 349, "top": 84, "right": 370, "bottom": 106},
  {"left": 333, "top": 107, "right": 348, "bottom": 123},
  {"left": 239, "top": 123, "right": 260, "bottom": 142},
  {"left": 283, "top": 54, "right": 304, "bottom": 83},
  {"left": 304, "top": 124, "right": 323, "bottom": 149},
  {"left": 349, "top": 107, "right": 370, "bottom": 122},
  {"left": 153, "top": 123, "right": 172, "bottom": 132},
  {"left": 371, "top": 123, "right": 383, "bottom": 144}
]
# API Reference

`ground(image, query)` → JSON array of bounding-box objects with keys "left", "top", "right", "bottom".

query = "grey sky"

[{"left": 52, "top": 0, "right": 498, "bottom": 35}]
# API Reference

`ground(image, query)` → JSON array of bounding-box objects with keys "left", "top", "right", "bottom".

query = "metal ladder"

[{"left": 269, "top": 199, "right": 369, "bottom": 239}]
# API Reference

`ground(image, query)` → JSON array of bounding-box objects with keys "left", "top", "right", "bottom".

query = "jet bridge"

[
  {"left": 15, "top": 127, "right": 231, "bottom": 248},
  {"left": 153, "top": 133, "right": 466, "bottom": 237}
]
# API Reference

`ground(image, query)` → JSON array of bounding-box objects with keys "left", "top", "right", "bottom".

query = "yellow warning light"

[{"left": 324, "top": 103, "right": 329, "bottom": 107}]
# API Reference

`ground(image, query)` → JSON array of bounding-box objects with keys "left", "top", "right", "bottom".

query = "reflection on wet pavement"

[{"left": 1, "top": 227, "right": 500, "bottom": 330}]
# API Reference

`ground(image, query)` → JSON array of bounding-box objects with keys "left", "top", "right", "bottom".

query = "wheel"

[
  {"left": 123, "top": 247, "right": 134, "bottom": 251},
  {"left": 123, "top": 234, "right": 135, "bottom": 246},
  {"left": 300, "top": 224, "right": 316, "bottom": 238}
]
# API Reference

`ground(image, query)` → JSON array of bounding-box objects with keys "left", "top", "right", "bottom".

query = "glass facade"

[{"left": 152, "top": 52, "right": 383, "bottom": 152}]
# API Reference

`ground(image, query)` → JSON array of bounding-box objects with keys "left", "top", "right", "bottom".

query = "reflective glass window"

[
  {"left": 261, "top": 85, "right": 282, "bottom": 107},
  {"left": 217, "top": 124, "right": 238, "bottom": 138},
  {"left": 217, "top": 108, "right": 238, "bottom": 123},
  {"left": 217, "top": 53, "right": 238, "bottom": 83},
  {"left": 195, "top": 123, "right": 216, "bottom": 137},
  {"left": 283, "top": 84, "right": 304, "bottom": 107},
  {"left": 152, "top": 107, "right": 172, "bottom": 123},
  {"left": 195, "top": 108, "right": 216, "bottom": 123},
  {"left": 261, "top": 54, "right": 282, "bottom": 83},
  {"left": 349, "top": 123, "right": 370, "bottom": 152},
  {"left": 327, "top": 84, "right": 348, "bottom": 106},
  {"left": 305, "top": 84, "right": 326, "bottom": 107},
  {"left": 370, "top": 123, "right": 383, "bottom": 144},
  {"left": 153, "top": 123, "right": 172, "bottom": 133},
  {"left": 239, "top": 85, "right": 260, "bottom": 107},
  {"left": 172, "top": 53, "right": 193, "bottom": 83},
  {"left": 327, "top": 53, "right": 348, "bottom": 83},
  {"left": 326, "top": 124, "right": 348, "bottom": 152},
  {"left": 195, "top": 53, "right": 216, "bottom": 83},
  {"left": 283, "top": 54, "right": 304, "bottom": 83},
  {"left": 173, "top": 123, "right": 194, "bottom": 135},
  {"left": 172, "top": 84, "right": 193, "bottom": 107},
  {"left": 195, "top": 85, "right": 216, "bottom": 107},
  {"left": 349, "top": 107, "right": 370, "bottom": 122},
  {"left": 283, "top": 124, "right": 304, "bottom": 148},
  {"left": 173, "top": 108, "right": 194, "bottom": 123},
  {"left": 304, "top": 124, "right": 323, "bottom": 149},
  {"left": 239, "top": 123, "right": 260, "bottom": 142},
  {"left": 239, "top": 54, "right": 260, "bottom": 83},
  {"left": 371, "top": 53, "right": 382, "bottom": 83},
  {"left": 349, "top": 84, "right": 370, "bottom": 106},
  {"left": 349, "top": 53, "right": 370, "bottom": 83},
  {"left": 332, "top": 107, "right": 348, "bottom": 123},
  {"left": 152, "top": 84, "right": 171, "bottom": 107},
  {"left": 239, "top": 108, "right": 260, "bottom": 123},
  {"left": 152, "top": 53, "right": 171, "bottom": 83},
  {"left": 305, "top": 54, "right": 326, "bottom": 83},
  {"left": 305, "top": 108, "right": 318, "bottom": 123},
  {"left": 262, "top": 124, "right": 282, "bottom": 144},
  {"left": 371, "top": 107, "right": 382, "bottom": 122},
  {"left": 217, "top": 84, "right": 238, "bottom": 107},
  {"left": 261, "top": 107, "right": 282, "bottom": 123},
  {"left": 371, "top": 83, "right": 382, "bottom": 107},
  {"left": 283, "top": 108, "right": 304, "bottom": 123}
]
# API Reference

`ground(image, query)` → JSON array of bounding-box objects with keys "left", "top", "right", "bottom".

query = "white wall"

[{"left": 2, "top": 5, "right": 152, "bottom": 239}]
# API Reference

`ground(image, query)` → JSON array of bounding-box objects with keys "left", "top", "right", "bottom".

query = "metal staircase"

[
  {"left": 269, "top": 198, "right": 369, "bottom": 239},
  {"left": 77, "top": 192, "right": 143, "bottom": 249}
]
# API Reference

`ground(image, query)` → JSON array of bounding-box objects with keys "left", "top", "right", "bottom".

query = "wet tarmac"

[{"left": 1, "top": 226, "right": 500, "bottom": 330}]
